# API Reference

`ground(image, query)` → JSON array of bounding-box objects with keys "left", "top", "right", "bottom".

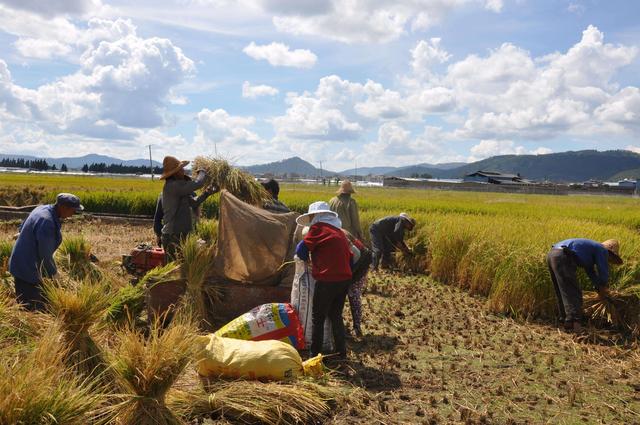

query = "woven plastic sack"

[
  {"left": 215, "top": 303, "right": 305, "bottom": 349},
  {"left": 290, "top": 259, "right": 334, "bottom": 352},
  {"left": 197, "top": 334, "right": 303, "bottom": 380}
]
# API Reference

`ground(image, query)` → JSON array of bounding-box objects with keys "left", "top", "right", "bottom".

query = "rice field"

[{"left": 2, "top": 172, "right": 640, "bottom": 320}]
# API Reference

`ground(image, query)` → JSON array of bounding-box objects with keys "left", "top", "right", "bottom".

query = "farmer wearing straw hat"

[
  {"left": 329, "top": 180, "right": 362, "bottom": 240},
  {"left": 369, "top": 213, "right": 416, "bottom": 271},
  {"left": 159, "top": 155, "right": 212, "bottom": 261},
  {"left": 9, "top": 193, "right": 83, "bottom": 310},
  {"left": 547, "top": 238, "right": 623, "bottom": 332},
  {"left": 295, "top": 201, "right": 353, "bottom": 359}
]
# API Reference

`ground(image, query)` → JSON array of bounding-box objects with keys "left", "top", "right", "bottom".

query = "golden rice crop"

[
  {"left": 179, "top": 234, "right": 221, "bottom": 327},
  {"left": 192, "top": 156, "right": 269, "bottom": 205},
  {"left": 108, "top": 314, "right": 201, "bottom": 425},
  {"left": 194, "top": 218, "right": 218, "bottom": 244},
  {"left": 56, "top": 235, "right": 103, "bottom": 282},
  {"left": 43, "top": 278, "right": 112, "bottom": 379}
]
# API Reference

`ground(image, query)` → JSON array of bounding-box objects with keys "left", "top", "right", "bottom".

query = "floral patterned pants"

[{"left": 347, "top": 274, "right": 367, "bottom": 332}]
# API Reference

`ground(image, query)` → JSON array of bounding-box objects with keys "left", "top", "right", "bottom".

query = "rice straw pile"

[
  {"left": 396, "top": 239, "right": 428, "bottom": 274},
  {"left": 583, "top": 285, "right": 640, "bottom": 335},
  {"left": 0, "top": 328, "right": 110, "bottom": 425},
  {"left": 56, "top": 235, "right": 103, "bottom": 282},
  {"left": 179, "top": 234, "right": 221, "bottom": 327},
  {"left": 109, "top": 315, "right": 201, "bottom": 425},
  {"left": 169, "top": 380, "right": 332, "bottom": 425},
  {"left": 43, "top": 279, "right": 112, "bottom": 379},
  {"left": 192, "top": 156, "right": 269, "bottom": 205}
]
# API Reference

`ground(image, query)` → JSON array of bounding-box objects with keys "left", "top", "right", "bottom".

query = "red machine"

[{"left": 122, "top": 243, "right": 166, "bottom": 276}]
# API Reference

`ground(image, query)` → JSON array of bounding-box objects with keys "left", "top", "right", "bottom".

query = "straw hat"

[
  {"left": 160, "top": 156, "right": 189, "bottom": 180},
  {"left": 337, "top": 180, "right": 356, "bottom": 194},
  {"left": 399, "top": 212, "right": 416, "bottom": 226},
  {"left": 296, "top": 201, "right": 338, "bottom": 226},
  {"left": 601, "top": 239, "right": 623, "bottom": 265}
]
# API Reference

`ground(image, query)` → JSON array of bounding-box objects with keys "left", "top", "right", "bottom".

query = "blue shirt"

[
  {"left": 553, "top": 238, "right": 610, "bottom": 289},
  {"left": 9, "top": 204, "right": 62, "bottom": 283}
]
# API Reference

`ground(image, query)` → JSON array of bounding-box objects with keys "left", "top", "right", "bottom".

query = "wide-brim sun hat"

[
  {"left": 160, "top": 155, "right": 190, "bottom": 180},
  {"left": 337, "top": 180, "right": 356, "bottom": 195},
  {"left": 399, "top": 212, "right": 416, "bottom": 226},
  {"left": 296, "top": 201, "right": 338, "bottom": 226},
  {"left": 601, "top": 239, "right": 623, "bottom": 265}
]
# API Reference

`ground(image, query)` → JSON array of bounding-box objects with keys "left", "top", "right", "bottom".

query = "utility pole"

[{"left": 147, "top": 144, "right": 154, "bottom": 181}]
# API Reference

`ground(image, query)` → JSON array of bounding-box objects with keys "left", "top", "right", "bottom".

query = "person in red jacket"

[{"left": 296, "top": 201, "right": 353, "bottom": 359}]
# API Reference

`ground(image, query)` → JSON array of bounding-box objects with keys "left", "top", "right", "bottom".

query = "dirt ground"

[{"left": 2, "top": 219, "right": 640, "bottom": 425}]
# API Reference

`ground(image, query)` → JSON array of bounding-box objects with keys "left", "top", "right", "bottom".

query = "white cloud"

[
  {"left": 243, "top": 41, "right": 317, "bottom": 68},
  {"left": 626, "top": 145, "right": 640, "bottom": 154},
  {"left": 0, "top": 0, "right": 102, "bottom": 17},
  {"left": 242, "top": 81, "right": 279, "bottom": 98},
  {"left": 567, "top": 2, "right": 585, "bottom": 15},
  {"left": 411, "top": 38, "right": 451, "bottom": 76},
  {"left": 266, "top": 0, "right": 506, "bottom": 44},
  {"left": 0, "top": 19, "right": 195, "bottom": 141}
]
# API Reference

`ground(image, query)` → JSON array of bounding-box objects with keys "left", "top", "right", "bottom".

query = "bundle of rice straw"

[
  {"left": 0, "top": 326, "right": 111, "bottom": 425},
  {"left": 56, "top": 235, "right": 103, "bottom": 282},
  {"left": 168, "top": 380, "right": 331, "bottom": 425},
  {"left": 583, "top": 285, "right": 640, "bottom": 335},
  {"left": 106, "top": 283, "right": 146, "bottom": 327},
  {"left": 396, "top": 239, "right": 428, "bottom": 274},
  {"left": 43, "top": 279, "right": 112, "bottom": 379},
  {"left": 179, "top": 234, "right": 221, "bottom": 327},
  {"left": 109, "top": 314, "right": 201, "bottom": 425},
  {"left": 192, "top": 156, "right": 269, "bottom": 205},
  {"left": 0, "top": 289, "right": 44, "bottom": 350}
]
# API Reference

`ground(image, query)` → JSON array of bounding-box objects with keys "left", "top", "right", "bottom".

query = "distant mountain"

[
  {"left": 429, "top": 150, "right": 640, "bottom": 182},
  {"left": 0, "top": 153, "right": 161, "bottom": 169},
  {"left": 243, "top": 157, "right": 336, "bottom": 177},
  {"left": 609, "top": 168, "right": 640, "bottom": 181},
  {"left": 340, "top": 162, "right": 464, "bottom": 176}
]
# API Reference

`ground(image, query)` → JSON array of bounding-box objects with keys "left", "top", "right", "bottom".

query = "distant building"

[
  {"left": 617, "top": 179, "right": 637, "bottom": 188},
  {"left": 462, "top": 170, "right": 534, "bottom": 185}
]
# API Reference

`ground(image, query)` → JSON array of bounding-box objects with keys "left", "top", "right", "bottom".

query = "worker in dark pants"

[
  {"left": 547, "top": 238, "right": 623, "bottom": 332},
  {"left": 369, "top": 213, "right": 415, "bottom": 270},
  {"left": 8, "top": 193, "right": 83, "bottom": 310}
]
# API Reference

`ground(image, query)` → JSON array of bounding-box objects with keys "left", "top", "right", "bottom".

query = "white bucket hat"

[{"left": 296, "top": 201, "right": 338, "bottom": 226}]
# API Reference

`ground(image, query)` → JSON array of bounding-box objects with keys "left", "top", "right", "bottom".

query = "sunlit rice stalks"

[
  {"left": 584, "top": 285, "right": 640, "bottom": 334},
  {"left": 192, "top": 156, "right": 269, "bottom": 205},
  {"left": 106, "top": 283, "right": 146, "bottom": 327},
  {"left": 179, "top": 234, "right": 220, "bottom": 327},
  {"left": 0, "top": 241, "right": 12, "bottom": 278},
  {"left": 0, "top": 327, "right": 111, "bottom": 425},
  {"left": 194, "top": 219, "right": 218, "bottom": 245},
  {"left": 108, "top": 315, "right": 201, "bottom": 425},
  {"left": 43, "top": 278, "right": 112, "bottom": 379},
  {"left": 168, "top": 380, "right": 331, "bottom": 425},
  {"left": 56, "top": 235, "right": 103, "bottom": 282}
]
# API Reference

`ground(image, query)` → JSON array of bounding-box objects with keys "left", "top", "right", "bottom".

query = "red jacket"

[{"left": 301, "top": 222, "right": 353, "bottom": 282}]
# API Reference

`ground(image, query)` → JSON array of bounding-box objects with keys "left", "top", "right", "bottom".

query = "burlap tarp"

[{"left": 212, "top": 190, "right": 299, "bottom": 285}]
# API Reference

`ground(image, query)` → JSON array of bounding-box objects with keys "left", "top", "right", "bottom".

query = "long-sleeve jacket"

[
  {"left": 295, "top": 222, "right": 353, "bottom": 282},
  {"left": 153, "top": 188, "right": 211, "bottom": 237},
  {"left": 370, "top": 216, "right": 406, "bottom": 245},
  {"left": 9, "top": 204, "right": 62, "bottom": 283},
  {"left": 160, "top": 171, "right": 206, "bottom": 235},
  {"left": 328, "top": 194, "right": 362, "bottom": 239},
  {"left": 553, "top": 238, "right": 610, "bottom": 289}
]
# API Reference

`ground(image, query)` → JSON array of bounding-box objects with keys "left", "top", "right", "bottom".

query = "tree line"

[{"left": 1, "top": 157, "right": 161, "bottom": 175}]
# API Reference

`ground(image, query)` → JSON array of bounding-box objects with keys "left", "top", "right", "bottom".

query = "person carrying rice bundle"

[
  {"left": 369, "top": 213, "right": 415, "bottom": 271},
  {"left": 159, "top": 155, "right": 216, "bottom": 261},
  {"left": 547, "top": 238, "right": 623, "bottom": 332},
  {"left": 261, "top": 179, "right": 290, "bottom": 213},
  {"left": 295, "top": 201, "right": 353, "bottom": 360},
  {"left": 9, "top": 193, "right": 83, "bottom": 310}
]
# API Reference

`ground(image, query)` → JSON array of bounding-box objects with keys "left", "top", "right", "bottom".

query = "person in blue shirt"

[
  {"left": 9, "top": 193, "right": 83, "bottom": 311},
  {"left": 547, "top": 238, "right": 623, "bottom": 331}
]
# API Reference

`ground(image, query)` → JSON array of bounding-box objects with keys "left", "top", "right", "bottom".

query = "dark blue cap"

[{"left": 55, "top": 193, "right": 84, "bottom": 212}]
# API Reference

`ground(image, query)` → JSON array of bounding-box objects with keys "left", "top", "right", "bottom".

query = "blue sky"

[{"left": 0, "top": 0, "right": 638, "bottom": 170}]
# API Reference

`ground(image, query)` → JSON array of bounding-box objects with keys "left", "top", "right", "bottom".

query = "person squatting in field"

[
  {"left": 547, "top": 238, "right": 623, "bottom": 332},
  {"left": 8, "top": 193, "right": 83, "bottom": 310},
  {"left": 157, "top": 155, "right": 217, "bottom": 261},
  {"left": 369, "top": 213, "right": 416, "bottom": 271},
  {"left": 295, "top": 201, "right": 353, "bottom": 359}
]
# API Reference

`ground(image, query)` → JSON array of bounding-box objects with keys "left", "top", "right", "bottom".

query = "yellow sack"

[{"left": 197, "top": 334, "right": 304, "bottom": 381}]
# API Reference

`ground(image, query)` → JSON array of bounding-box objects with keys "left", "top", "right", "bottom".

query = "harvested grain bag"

[
  {"left": 215, "top": 303, "right": 305, "bottom": 349},
  {"left": 197, "top": 334, "right": 303, "bottom": 381},
  {"left": 290, "top": 259, "right": 334, "bottom": 352}
]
